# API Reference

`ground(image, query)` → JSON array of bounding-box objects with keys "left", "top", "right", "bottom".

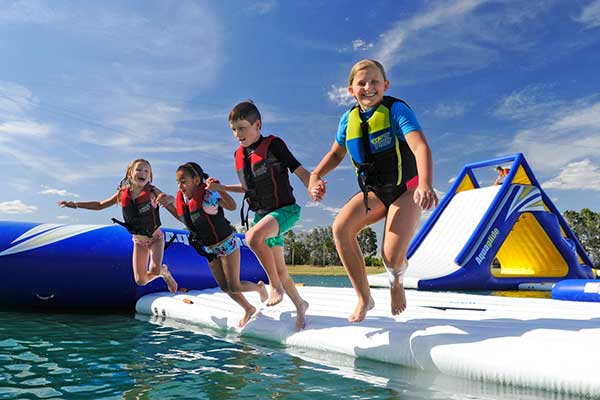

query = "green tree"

[
  {"left": 358, "top": 227, "right": 378, "bottom": 257},
  {"left": 305, "top": 226, "right": 340, "bottom": 266},
  {"left": 563, "top": 208, "right": 600, "bottom": 268},
  {"left": 284, "top": 230, "right": 309, "bottom": 265}
]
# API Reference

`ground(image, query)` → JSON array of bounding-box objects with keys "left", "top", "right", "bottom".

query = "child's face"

[
  {"left": 348, "top": 66, "right": 389, "bottom": 111},
  {"left": 176, "top": 170, "right": 201, "bottom": 198},
  {"left": 230, "top": 118, "right": 261, "bottom": 147},
  {"left": 130, "top": 161, "right": 152, "bottom": 188}
]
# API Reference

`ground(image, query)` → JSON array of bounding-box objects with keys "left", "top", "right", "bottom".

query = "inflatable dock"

[
  {"left": 136, "top": 285, "right": 600, "bottom": 398},
  {"left": 0, "top": 220, "right": 266, "bottom": 309},
  {"left": 370, "top": 153, "right": 595, "bottom": 290}
]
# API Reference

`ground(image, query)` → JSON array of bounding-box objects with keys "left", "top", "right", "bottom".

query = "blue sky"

[{"left": 1, "top": 0, "right": 600, "bottom": 242}]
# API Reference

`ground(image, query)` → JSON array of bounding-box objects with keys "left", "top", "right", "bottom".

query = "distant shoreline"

[{"left": 287, "top": 265, "right": 385, "bottom": 276}]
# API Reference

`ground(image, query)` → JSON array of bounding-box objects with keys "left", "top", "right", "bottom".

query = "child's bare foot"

[
  {"left": 266, "top": 285, "right": 284, "bottom": 306},
  {"left": 295, "top": 300, "right": 309, "bottom": 331},
  {"left": 257, "top": 281, "right": 268, "bottom": 303},
  {"left": 390, "top": 280, "right": 406, "bottom": 315},
  {"left": 348, "top": 296, "right": 375, "bottom": 323},
  {"left": 239, "top": 305, "right": 257, "bottom": 328},
  {"left": 161, "top": 264, "right": 178, "bottom": 293}
]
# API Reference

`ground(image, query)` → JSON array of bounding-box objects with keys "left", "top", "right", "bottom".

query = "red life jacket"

[
  {"left": 234, "top": 135, "right": 295, "bottom": 222},
  {"left": 175, "top": 186, "right": 233, "bottom": 247},
  {"left": 119, "top": 184, "right": 160, "bottom": 237}
]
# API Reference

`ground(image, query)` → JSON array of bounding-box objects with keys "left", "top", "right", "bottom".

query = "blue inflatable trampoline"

[{"left": 0, "top": 220, "right": 267, "bottom": 310}]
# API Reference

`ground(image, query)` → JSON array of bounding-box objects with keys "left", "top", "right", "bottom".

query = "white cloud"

[
  {"left": 542, "top": 159, "right": 600, "bottom": 191},
  {"left": 39, "top": 185, "right": 80, "bottom": 197},
  {"left": 433, "top": 102, "right": 468, "bottom": 118},
  {"left": 576, "top": 0, "right": 600, "bottom": 28},
  {"left": 327, "top": 85, "right": 355, "bottom": 107},
  {"left": 304, "top": 201, "right": 341, "bottom": 217},
  {"left": 352, "top": 39, "right": 374, "bottom": 51},
  {"left": 0, "top": 120, "right": 51, "bottom": 137},
  {"left": 494, "top": 84, "right": 561, "bottom": 122},
  {"left": 0, "top": 81, "right": 36, "bottom": 119},
  {"left": 494, "top": 86, "right": 600, "bottom": 173},
  {"left": 0, "top": 200, "right": 37, "bottom": 214}
]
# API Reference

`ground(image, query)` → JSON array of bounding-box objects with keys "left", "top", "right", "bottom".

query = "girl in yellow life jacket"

[{"left": 308, "top": 59, "right": 438, "bottom": 323}]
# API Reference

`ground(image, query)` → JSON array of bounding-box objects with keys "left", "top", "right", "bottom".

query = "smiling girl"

[{"left": 58, "top": 158, "right": 178, "bottom": 293}]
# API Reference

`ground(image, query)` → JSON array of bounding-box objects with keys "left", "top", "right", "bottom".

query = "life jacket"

[
  {"left": 502, "top": 168, "right": 510, "bottom": 176},
  {"left": 345, "top": 96, "right": 418, "bottom": 211},
  {"left": 234, "top": 135, "right": 295, "bottom": 226},
  {"left": 116, "top": 185, "right": 161, "bottom": 237},
  {"left": 175, "top": 186, "right": 233, "bottom": 247}
]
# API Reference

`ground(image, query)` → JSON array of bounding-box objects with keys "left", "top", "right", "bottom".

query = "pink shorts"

[{"left": 132, "top": 230, "right": 164, "bottom": 249}]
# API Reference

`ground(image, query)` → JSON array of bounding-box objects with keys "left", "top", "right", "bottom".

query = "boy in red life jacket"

[
  {"left": 495, "top": 166, "right": 510, "bottom": 185},
  {"left": 208, "top": 101, "right": 309, "bottom": 330},
  {"left": 58, "top": 158, "right": 178, "bottom": 293}
]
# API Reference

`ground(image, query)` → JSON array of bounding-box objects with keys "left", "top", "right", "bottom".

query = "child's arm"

[
  {"left": 308, "top": 141, "right": 347, "bottom": 202},
  {"left": 217, "top": 190, "right": 237, "bottom": 211},
  {"left": 206, "top": 181, "right": 245, "bottom": 193},
  {"left": 155, "top": 193, "right": 183, "bottom": 222},
  {"left": 58, "top": 192, "right": 118, "bottom": 210},
  {"left": 205, "top": 178, "right": 237, "bottom": 211},
  {"left": 405, "top": 130, "right": 438, "bottom": 210},
  {"left": 293, "top": 166, "right": 311, "bottom": 189}
]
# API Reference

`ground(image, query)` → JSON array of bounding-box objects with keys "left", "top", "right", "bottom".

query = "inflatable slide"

[{"left": 370, "top": 153, "right": 594, "bottom": 290}]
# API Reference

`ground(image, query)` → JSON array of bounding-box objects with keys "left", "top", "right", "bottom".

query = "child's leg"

[
  {"left": 220, "top": 247, "right": 268, "bottom": 302},
  {"left": 382, "top": 189, "right": 421, "bottom": 315},
  {"left": 147, "top": 236, "right": 177, "bottom": 293},
  {"left": 272, "top": 246, "right": 308, "bottom": 330},
  {"left": 208, "top": 257, "right": 258, "bottom": 328},
  {"left": 131, "top": 242, "right": 161, "bottom": 286},
  {"left": 245, "top": 216, "right": 284, "bottom": 306},
  {"left": 332, "top": 192, "right": 387, "bottom": 323}
]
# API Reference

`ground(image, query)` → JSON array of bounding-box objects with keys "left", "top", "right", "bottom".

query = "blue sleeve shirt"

[{"left": 335, "top": 100, "right": 422, "bottom": 146}]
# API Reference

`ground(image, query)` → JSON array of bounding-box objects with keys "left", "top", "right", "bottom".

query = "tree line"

[
  {"left": 564, "top": 208, "right": 600, "bottom": 268},
  {"left": 283, "top": 226, "right": 381, "bottom": 266}
]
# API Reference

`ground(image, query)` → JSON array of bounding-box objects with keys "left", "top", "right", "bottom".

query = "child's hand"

[
  {"left": 58, "top": 200, "right": 77, "bottom": 209},
  {"left": 205, "top": 177, "right": 223, "bottom": 191},
  {"left": 308, "top": 175, "right": 327, "bottom": 202},
  {"left": 156, "top": 193, "right": 175, "bottom": 207},
  {"left": 413, "top": 186, "right": 438, "bottom": 210}
]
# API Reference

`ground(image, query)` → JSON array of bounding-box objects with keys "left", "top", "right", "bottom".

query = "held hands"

[
  {"left": 308, "top": 174, "right": 327, "bottom": 202},
  {"left": 155, "top": 193, "right": 175, "bottom": 207},
  {"left": 413, "top": 185, "right": 439, "bottom": 210},
  {"left": 205, "top": 177, "right": 223, "bottom": 192}
]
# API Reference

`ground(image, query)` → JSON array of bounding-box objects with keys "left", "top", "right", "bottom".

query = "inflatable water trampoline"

[{"left": 0, "top": 220, "right": 266, "bottom": 309}]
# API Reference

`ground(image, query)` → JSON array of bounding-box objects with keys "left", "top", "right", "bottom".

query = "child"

[
  {"left": 308, "top": 59, "right": 438, "bottom": 323},
  {"left": 157, "top": 162, "right": 268, "bottom": 328},
  {"left": 494, "top": 166, "right": 510, "bottom": 185},
  {"left": 58, "top": 158, "right": 178, "bottom": 293},
  {"left": 209, "top": 101, "right": 309, "bottom": 330}
]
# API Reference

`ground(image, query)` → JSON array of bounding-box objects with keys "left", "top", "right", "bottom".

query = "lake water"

[{"left": 0, "top": 276, "right": 578, "bottom": 399}]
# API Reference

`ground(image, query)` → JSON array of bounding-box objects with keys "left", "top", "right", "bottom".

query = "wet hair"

[
  {"left": 496, "top": 166, "right": 503, "bottom": 172},
  {"left": 228, "top": 100, "right": 261, "bottom": 125},
  {"left": 177, "top": 162, "right": 209, "bottom": 182},
  {"left": 117, "top": 158, "right": 152, "bottom": 203},
  {"left": 348, "top": 59, "right": 387, "bottom": 86}
]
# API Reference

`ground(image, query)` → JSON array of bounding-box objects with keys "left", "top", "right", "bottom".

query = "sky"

[{"left": 1, "top": 0, "right": 600, "bottom": 244}]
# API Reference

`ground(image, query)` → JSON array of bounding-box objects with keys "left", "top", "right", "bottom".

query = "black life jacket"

[
  {"left": 175, "top": 186, "right": 233, "bottom": 248},
  {"left": 116, "top": 185, "right": 161, "bottom": 237},
  {"left": 234, "top": 135, "right": 295, "bottom": 226}
]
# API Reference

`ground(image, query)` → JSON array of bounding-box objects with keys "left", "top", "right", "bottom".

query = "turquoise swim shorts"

[{"left": 253, "top": 203, "right": 301, "bottom": 247}]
